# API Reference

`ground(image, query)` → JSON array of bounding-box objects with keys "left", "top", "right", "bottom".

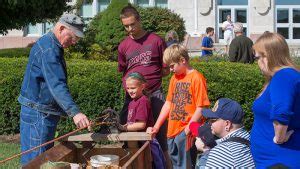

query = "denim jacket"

[{"left": 18, "top": 31, "right": 80, "bottom": 117}]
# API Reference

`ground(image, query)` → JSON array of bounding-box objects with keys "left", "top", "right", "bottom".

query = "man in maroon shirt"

[{"left": 118, "top": 5, "right": 171, "bottom": 167}]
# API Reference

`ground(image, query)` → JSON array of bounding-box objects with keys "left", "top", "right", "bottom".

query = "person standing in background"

[
  {"left": 229, "top": 22, "right": 254, "bottom": 63},
  {"left": 222, "top": 15, "right": 234, "bottom": 54},
  {"left": 201, "top": 27, "right": 215, "bottom": 57}
]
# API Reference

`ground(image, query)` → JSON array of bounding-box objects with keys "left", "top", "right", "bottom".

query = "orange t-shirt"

[{"left": 166, "top": 70, "right": 210, "bottom": 138}]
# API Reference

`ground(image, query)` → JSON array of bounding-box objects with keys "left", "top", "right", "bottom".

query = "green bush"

[
  {"left": 139, "top": 7, "right": 186, "bottom": 42},
  {"left": 0, "top": 58, "right": 264, "bottom": 135},
  {"left": 0, "top": 48, "right": 31, "bottom": 58},
  {"left": 73, "top": 1, "right": 186, "bottom": 61}
]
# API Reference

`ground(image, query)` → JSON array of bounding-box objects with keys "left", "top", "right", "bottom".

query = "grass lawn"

[{"left": 0, "top": 141, "right": 20, "bottom": 169}]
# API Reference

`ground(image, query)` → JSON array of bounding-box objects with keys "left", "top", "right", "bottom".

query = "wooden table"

[{"left": 24, "top": 132, "right": 153, "bottom": 169}]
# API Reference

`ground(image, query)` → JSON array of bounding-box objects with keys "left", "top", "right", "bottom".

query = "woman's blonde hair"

[
  {"left": 163, "top": 44, "right": 189, "bottom": 65},
  {"left": 253, "top": 32, "right": 298, "bottom": 80}
]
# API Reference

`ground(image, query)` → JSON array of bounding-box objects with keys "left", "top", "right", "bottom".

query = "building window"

[
  {"left": 27, "top": 24, "right": 39, "bottom": 35},
  {"left": 219, "top": 9, "right": 231, "bottom": 23},
  {"left": 26, "top": 22, "right": 54, "bottom": 36},
  {"left": 217, "top": 0, "right": 248, "bottom": 5},
  {"left": 277, "top": 9, "right": 289, "bottom": 23},
  {"left": 276, "top": 0, "right": 300, "bottom": 5},
  {"left": 217, "top": 6, "right": 248, "bottom": 41},
  {"left": 276, "top": 6, "right": 300, "bottom": 41},
  {"left": 236, "top": 9, "right": 247, "bottom": 23},
  {"left": 293, "top": 9, "right": 300, "bottom": 23},
  {"left": 81, "top": 1, "right": 93, "bottom": 18},
  {"left": 155, "top": 0, "right": 168, "bottom": 8},
  {"left": 137, "top": 0, "right": 149, "bottom": 7},
  {"left": 98, "top": 0, "right": 110, "bottom": 12},
  {"left": 293, "top": 28, "right": 300, "bottom": 39},
  {"left": 277, "top": 27, "right": 289, "bottom": 39}
]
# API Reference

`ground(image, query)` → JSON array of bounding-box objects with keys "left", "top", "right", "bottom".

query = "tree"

[{"left": 0, "top": 0, "right": 70, "bottom": 34}]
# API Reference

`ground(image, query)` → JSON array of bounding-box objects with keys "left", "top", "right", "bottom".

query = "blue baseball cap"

[{"left": 202, "top": 98, "right": 244, "bottom": 124}]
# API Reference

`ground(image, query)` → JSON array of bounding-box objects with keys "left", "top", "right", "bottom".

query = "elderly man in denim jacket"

[{"left": 18, "top": 14, "right": 90, "bottom": 165}]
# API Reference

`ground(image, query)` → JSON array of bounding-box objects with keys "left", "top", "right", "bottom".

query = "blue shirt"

[
  {"left": 251, "top": 68, "right": 300, "bottom": 169},
  {"left": 201, "top": 36, "right": 213, "bottom": 56},
  {"left": 18, "top": 31, "right": 80, "bottom": 117}
]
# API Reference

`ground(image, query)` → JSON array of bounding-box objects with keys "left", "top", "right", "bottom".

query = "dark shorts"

[{"left": 119, "top": 88, "right": 168, "bottom": 151}]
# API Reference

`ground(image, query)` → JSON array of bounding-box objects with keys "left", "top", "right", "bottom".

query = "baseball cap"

[
  {"left": 190, "top": 122, "right": 217, "bottom": 148},
  {"left": 234, "top": 22, "right": 243, "bottom": 33},
  {"left": 202, "top": 98, "right": 244, "bottom": 124},
  {"left": 59, "top": 14, "right": 84, "bottom": 38}
]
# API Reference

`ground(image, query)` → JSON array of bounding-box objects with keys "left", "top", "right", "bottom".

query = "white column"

[
  {"left": 249, "top": 0, "right": 275, "bottom": 41},
  {"left": 129, "top": 0, "right": 135, "bottom": 4},
  {"left": 92, "top": 0, "right": 99, "bottom": 16},
  {"left": 149, "top": 0, "right": 155, "bottom": 7},
  {"left": 194, "top": 0, "right": 198, "bottom": 35}
]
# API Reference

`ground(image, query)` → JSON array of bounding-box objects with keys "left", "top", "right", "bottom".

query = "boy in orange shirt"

[{"left": 147, "top": 44, "right": 210, "bottom": 169}]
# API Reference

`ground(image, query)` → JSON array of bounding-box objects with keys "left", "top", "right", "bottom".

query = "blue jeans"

[
  {"left": 20, "top": 105, "right": 60, "bottom": 165},
  {"left": 167, "top": 131, "right": 193, "bottom": 169},
  {"left": 196, "top": 151, "right": 210, "bottom": 169}
]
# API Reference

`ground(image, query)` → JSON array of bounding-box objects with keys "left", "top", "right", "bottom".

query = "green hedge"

[
  {"left": 0, "top": 58, "right": 264, "bottom": 135},
  {"left": 0, "top": 48, "right": 31, "bottom": 58}
]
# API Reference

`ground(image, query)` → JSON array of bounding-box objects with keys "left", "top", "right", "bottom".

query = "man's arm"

[
  {"left": 229, "top": 41, "right": 238, "bottom": 62},
  {"left": 41, "top": 49, "right": 90, "bottom": 128},
  {"left": 117, "top": 45, "right": 127, "bottom": 73}
]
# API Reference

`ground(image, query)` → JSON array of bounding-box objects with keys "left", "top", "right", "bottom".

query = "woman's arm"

[{"left": 273, "top": 121, "right": 294, "bottom": 144}]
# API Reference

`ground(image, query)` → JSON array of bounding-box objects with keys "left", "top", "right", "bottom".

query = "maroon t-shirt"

[
  {"left": 118, "top": 32, "right": 167, "bottom": 93},
  {"left": 127, "top": 95, "right": 154, "bottom": 131}
]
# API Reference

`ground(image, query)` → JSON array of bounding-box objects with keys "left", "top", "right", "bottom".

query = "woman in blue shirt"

[{"left": 251, "top": 32, "right": 300, "bottom": 168}]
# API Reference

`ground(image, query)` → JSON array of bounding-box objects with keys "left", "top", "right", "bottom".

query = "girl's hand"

[{"left": 117, "top": 124, "right": 128, "bottom": 132}]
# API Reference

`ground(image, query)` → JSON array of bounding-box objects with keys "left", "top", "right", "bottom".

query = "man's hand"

[{"left": 73, "top": 113, "right": 91, "bottom": 131}]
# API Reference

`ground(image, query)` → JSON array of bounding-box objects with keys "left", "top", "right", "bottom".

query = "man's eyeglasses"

[{"left": 66, "top": 28, "right": 79, "bottom": 43}]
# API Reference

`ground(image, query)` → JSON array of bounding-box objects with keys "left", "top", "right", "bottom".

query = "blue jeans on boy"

[
  {"left": 167, "top": 130, "right": 193, "bottom": 169},
  {"left": 20, "top": 105, "right": 60, "bottom": 165}
]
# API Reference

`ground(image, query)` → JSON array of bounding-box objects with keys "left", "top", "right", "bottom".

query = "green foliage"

[
  {"left": 139, "top": 7, "right": 186, "bottom": 42},
  {"left": 0, "top": 48, "right": 31, "bottom": 58},
  {"left": 74, "top": 0, "right": 128, "bottom": 60},
  {"left": 0, "top": 142, "right": 20, "bottom": 168},
  {"left": 0, "top": 0, "right": 70, "bottom": 34},
  {"left": 0, "top": 58, "right": 264, "bottom": 135}
]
